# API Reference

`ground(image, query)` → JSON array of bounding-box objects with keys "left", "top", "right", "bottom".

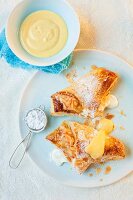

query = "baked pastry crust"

[
  {"left": 46, "top": 121, "right": 125, "bottom": 174},
  {"left": 51, "top": 88, "right": 83, "bottom": 116},
  {"left": 51, "top": 67, "right": 118, "bottom": 118}
]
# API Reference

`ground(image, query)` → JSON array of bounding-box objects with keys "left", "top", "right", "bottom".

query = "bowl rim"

[{"left": 5, "top": 0, "right": 80, "bottom": 67}]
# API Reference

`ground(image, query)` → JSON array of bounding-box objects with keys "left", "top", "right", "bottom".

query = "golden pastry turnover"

[
  {"left": 51, "top": 67, "right": 118, "bottom": 118},
  {"left": 46, "top": 121, "right": 125, "bottom": 174}
]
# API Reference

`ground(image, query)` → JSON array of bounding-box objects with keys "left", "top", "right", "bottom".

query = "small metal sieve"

[{"left": 9, "top": 106, "right": 47, "bottom": 169}]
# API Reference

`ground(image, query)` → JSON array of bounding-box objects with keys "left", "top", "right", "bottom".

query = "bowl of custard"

[{"left": 6, "top": 0, "right": 80, "bottom": 66}]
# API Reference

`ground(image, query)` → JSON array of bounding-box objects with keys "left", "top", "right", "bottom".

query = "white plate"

[{"left": 19, "top": 50, "right": 133, "bottom": 188}]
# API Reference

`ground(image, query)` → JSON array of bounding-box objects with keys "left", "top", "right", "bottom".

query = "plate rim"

[{"left": 17, "top": 49, "right": 133, "bottom": 188}]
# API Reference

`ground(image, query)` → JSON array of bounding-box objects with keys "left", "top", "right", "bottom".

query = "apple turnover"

[
  {"left": 46, "top": 121, "right": 125, "bottom": 174},
  {"left": 51, "top": 67, "right": 118, "bottom": 118}
]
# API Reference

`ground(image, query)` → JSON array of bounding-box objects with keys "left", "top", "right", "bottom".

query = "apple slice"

[
  {"left": 97, "top": 118, "right": 114, "bottom": 134},
  {"left": 85, "top": 130, "right": 106, "bottom": 159}
]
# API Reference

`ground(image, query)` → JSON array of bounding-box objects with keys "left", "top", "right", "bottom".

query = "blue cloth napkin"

[{"left": 0, "top": 29, "right": 72, "bottom": 74}]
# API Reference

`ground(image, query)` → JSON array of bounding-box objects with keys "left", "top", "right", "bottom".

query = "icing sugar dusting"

[
  {"left": 81, "top": 109, "right": 90, "bottom": 118},
  {"left": 75, "top": 75, "right": 99, "bottom": 105},
  {"left": 74, "top": 75, "right": 99, "bottom": 117},
  {"left": 78, "top": 141, "right": 89, "bottom": 158}
]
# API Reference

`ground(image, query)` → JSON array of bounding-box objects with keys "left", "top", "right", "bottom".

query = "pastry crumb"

[
  {"left": 65, "top": 73, "right": 73, "bottom": 84},
  {"left": 65, "top": 69, "right": 77, "bottom": 83},
  {"left": 95, "top": 167, "right": 102, "bottom": 174},
  {"left": 105, "top": 113, "right": 114, "bottom": 120},
  {"left": 120, "top": 126, "right": 125, "bottom": 130},
  {"left": 91, "top": 65, "right": 97, "bottom": 70},
  {"left": 120, "top": 110, "right": 126, "bottom": 117},
  {"left": 88, "top": 173, "right": 93, "bottom": 177},
  {"left": 104, "top": 166, "right": 111, "bottom": 174}
]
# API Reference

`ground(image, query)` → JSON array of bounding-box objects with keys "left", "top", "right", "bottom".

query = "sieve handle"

[{"left": 9, "top": 131, "right": 32, "bottom": 169}]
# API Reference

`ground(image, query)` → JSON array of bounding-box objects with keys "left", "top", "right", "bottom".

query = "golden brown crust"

[
  {"left": 102, "top": 136, "right": 126, "bottom": 160},
  {"left": 51, "top": 89, "right": 83, "bottom": 116},
  {"left": 46, "top": 121, "right": 77, "bottom": 162},
  {"left": 51, "top": 67, "right": 118, "bottom": 118},
  {"left": 46, "top": 121, "right": 125, "bottom": 174},
  {"left": 72, "top": 67, "right": 118, "bottom": 117}
]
